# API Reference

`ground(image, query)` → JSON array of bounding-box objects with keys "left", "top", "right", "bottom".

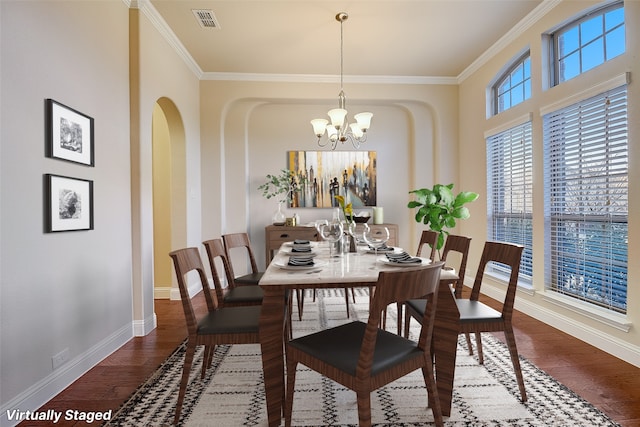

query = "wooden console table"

[{"left": 265, "top": 223, "right": 398, "bottom": 267}]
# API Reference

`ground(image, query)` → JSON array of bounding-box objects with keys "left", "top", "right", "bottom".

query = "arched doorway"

[{"left": 152, "top": 98, "right": 187, "bottom": 300}]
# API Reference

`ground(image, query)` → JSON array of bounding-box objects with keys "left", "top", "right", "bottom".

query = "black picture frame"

[
  {"left": 45, "top": 174, "right": 94, "bottom": 232},
  {"left": 46, "top": 99, "right": 94, "bottom": 166}
]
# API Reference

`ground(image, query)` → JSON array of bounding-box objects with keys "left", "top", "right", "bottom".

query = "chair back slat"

[
  {"left": 169, "top": 247, "right": 218, "bottom": 334},
  {"left": 416, "top": 230, "right": 438, "bottom": 261},
  {"left": 203, "top": 238, "right": 237, "bottom": 301},
  {"left": 440, "top": 235, "right": 472, "bottom": 297},
  {"left": 359, "top": 262, "right": 444, "bottom": 376},
  {"left": 469, "top": 241, "right": 524, "bottom": 320},
  {"left": 222, "top": 232, "right": 260, "bottom": 277}
]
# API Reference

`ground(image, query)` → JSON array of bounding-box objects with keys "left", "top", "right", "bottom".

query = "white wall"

[{"left": 0, "top": 0, "right": 133, "bottom": 421}]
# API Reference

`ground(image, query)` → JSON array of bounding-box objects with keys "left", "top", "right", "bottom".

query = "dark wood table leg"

[
  {"left": 259, "top": 288, "right": 286, "bottom": 427},
  {"left": 433, "top": 282, "right": 460, "bottom": 417}
]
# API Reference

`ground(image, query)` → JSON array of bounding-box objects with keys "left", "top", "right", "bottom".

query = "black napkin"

[
  {"left": 370, "top": 243, "right": 394, "bottom": 252},
  {"left": 385, "top": 251, "right": 422, "bottom": 264},
  {"left": 292, "top": 239, "right": 312, "bottom": 252},
  {"left": 288, "top": 256, "right": 315, "bottom": 267}
]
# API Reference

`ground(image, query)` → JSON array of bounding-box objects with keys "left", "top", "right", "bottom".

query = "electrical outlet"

[{"left": 52, "top": 348, "right": 70, "bottom": 370}]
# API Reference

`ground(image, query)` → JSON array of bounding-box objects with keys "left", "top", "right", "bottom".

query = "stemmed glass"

[
  {"left": 319, "top": 221, "right": 344, "bottom": 259},
  {"left": 363, "top": 226, "right": 390, "bottom": 258}
]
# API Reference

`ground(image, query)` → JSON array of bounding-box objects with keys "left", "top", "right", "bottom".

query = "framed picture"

[
  {"left": 287, "top": 151, "right": 377, "bottom": 208},
  {"left": 46, "top": 99, "right": 94, "bottom": 166},
  {"left": 45, "top": 174, "right": 94, "bottom": 232}
]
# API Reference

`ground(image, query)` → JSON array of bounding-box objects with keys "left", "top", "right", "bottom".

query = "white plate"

[
  {"left": 273, "top": 260, "right": 326, "bottom": 271},
  {"left": 366, "top": 246, "right": 403, "bottom": 254},
  {"left": 377, "top": 256, "right": 431, "bottom": 267},
  {"left": 278, "top": 248, "right": 318, "bottom": 257}
]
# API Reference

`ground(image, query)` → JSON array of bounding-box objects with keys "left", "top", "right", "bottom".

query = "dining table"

[{"left": 258, "top": 240, "right": 462, "bottom": 427}]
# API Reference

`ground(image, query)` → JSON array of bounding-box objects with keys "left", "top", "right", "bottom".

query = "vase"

[{"left": 272, "top": 202, "right": 286, "bottom": 225}]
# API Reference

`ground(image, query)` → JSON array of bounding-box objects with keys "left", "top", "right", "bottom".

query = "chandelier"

[{"left": 311, "top": 12, "right": 373, "bottom": 150}]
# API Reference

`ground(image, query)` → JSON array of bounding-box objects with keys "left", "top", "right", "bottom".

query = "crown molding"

[
  {"left": 200, "top": 72, "right": 457, "bottom": 85},
  {"left": 457, "top": 0, "right": 563, "bottom": 83},
  {"left": 135, "top": 0, "right": 204, "bottom": 79}
]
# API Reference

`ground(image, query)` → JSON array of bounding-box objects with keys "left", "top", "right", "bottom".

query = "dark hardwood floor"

[{"left": 18, "top": 291, "right": 640, "bottom": 427}]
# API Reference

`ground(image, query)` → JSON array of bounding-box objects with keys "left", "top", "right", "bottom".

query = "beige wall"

[
  {"left": 152, "top": 104, "right": 173, "bottom": 292},
  {"left": 458, "top": 1, "right": 640, "bottom": 365},
  {"left": 199, "top": 80, "right": 460, "bottom": 271}
]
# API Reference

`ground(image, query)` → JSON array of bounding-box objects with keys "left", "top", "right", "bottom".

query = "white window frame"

[
  {"left": 549, "top": 1, "right": 625, "bottom": 86},
  {"left": 491, "top": 52, "right": 531, "bottom": 115}
]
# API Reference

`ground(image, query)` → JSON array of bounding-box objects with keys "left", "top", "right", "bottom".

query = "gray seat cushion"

[
  {"left": 197, "top": 306, "right": 261, "bottom": 334},
  {"left": 234, "top": 272, "right": 264, "bottom": 285},
  {"left": 288, "top": 321, "right": 421, "bottom": 376},
  {"left": 455, "top": 299, "right": 502, "bottom": 323},
  {"left": 223, "top": 286, "right": 263, "bottom": 304}
]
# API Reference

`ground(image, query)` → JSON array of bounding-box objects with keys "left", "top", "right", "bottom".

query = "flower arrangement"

[{"left": 334, "top": 195, "right": 353, "bottom": 224}]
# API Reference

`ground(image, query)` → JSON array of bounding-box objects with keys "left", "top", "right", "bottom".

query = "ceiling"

[{"left": 148, "top": 0, "right": 545, "bottom": 80}]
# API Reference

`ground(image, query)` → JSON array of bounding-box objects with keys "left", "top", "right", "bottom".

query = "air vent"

[{"left": 192, "top": 9, "right": 220, "bottom": 29}]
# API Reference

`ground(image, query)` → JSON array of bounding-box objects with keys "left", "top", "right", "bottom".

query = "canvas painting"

[{"left": 287, "top": 151, "right": 376, "bottom": 208}]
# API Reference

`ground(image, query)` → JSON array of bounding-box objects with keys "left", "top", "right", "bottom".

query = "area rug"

[{"left": 105, "top": 289, "right": 620, "bottom": 426}]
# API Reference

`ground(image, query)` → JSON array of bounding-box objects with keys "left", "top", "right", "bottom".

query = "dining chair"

[
  {"left": 402, "top": 234, "right": 471, "bottom": 336},
  {"left": 204, "top": 238, "right": 297, "bottom": 339},
  {"left": 222, "top": 232, "right": 264, "bottom": 285},
  {"left": 169, "top": 247, "right": 262, "bottom": 424},
  {"left": 394, "top": 230, "right": 438, "bottom": 334},
  {"left": 417, "top": 229, "right": 439, "bottom": 261},
  {"left": 203, "top": 238, "right": 264, "bottom": 307},
  {"left": 284, "top": 262, "right": 445, "bottom": 427},
  {"left": 405, "top": 241, "right": 527, "bottom": 402}
]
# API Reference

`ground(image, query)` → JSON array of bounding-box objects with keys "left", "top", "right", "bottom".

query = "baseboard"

[
  {"left": 169, "top": 281, "right": 202, "bottom": 301},
  {"left": 478, "top": 280, "right": 640, "bottom": 368},
  {"left": 153, "top": 286, "right": 172, "bottom": 299},
  {"left": 132, "top": 313, "right": 157, "bottom": 337},
  {"left": 0, "top": 323, "right": 133, "bottom": 427}
]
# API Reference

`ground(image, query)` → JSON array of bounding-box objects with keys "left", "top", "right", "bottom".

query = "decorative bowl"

[{"left": 351, "top": 215, "right": 371, "bottom": 224}]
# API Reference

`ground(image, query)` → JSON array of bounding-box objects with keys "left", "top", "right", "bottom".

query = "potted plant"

[
  {"left": 258, "top": 169, "right": 302, "bottom": 225},
  {"left": 408, "top": 183, "right": 479, "bottom": 252}
]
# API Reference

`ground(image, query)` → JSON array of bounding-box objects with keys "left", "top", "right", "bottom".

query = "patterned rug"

[{"left": 105, "top": 289, "right": 620, "bottom": 426}]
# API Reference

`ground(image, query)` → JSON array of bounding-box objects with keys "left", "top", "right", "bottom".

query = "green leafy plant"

[
  {"left": 258, "top": 169, "right": 301, "bottom": 204},
  {"left": 408, "top": 183, "right": 479, "bottom": 250}
]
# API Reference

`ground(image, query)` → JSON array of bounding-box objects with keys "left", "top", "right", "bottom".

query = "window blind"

[
  {"left": 486, "top": 121, "right": 533, "bottom": 282},
  {"left": 543, "top": 84, "right": 628, "bottom": 313}
]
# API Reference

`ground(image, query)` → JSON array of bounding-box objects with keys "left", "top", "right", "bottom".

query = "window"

[
  {"left": 543, "top": 85, "right": 628, "bottom": 313},
  {"left": 551, "top": 2, "right": 625, "bottom": 85},
  {"left": 493, "top": 53, "right": 531, "bottom": 114},
  {"left": 486, "top": 121, "right": 533, "bottom": 282}
]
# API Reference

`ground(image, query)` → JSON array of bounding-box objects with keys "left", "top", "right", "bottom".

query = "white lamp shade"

[
  {"left": 310, "top": 119, "right": 329, "bottom": 136},
  {"left": 326, "top": 125, "right": 338, "bottom": 142},
  {"left": 327, "top": 108, "right": 347, "bottom": 129},
  {"left": 354, "top": 112, "right": 373, "bottom": 130},
  {"left": 349, "top": 123, "right": 364, "bottom": 139}
]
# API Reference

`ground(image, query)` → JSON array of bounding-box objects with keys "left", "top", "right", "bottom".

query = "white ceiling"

[{"left": 147, "top": 0, "right": 545, "bottom": 80}]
